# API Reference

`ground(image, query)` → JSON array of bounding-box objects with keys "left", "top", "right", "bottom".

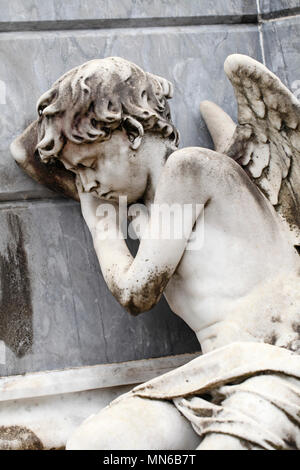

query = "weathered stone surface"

[
  {"left": 0, "top": 200, "right": 199, "bottom": 376},
  {"left": 0, "top": 1, "right": 257, "bottom": 29},
  {"left": 262, "top": 17, "right": 300, "bottom": 88},
  {"left": 260, "top": 1, "right": 300, "bottom": 19},
  {"left": 1, "top": 25, "right": 262, "bottom": 200},
  {"left": 0, "top": 6, "right": 263, "bottom": 378},
  {"left": 0, "top": 386, "right": 134, "bottom": 450}
]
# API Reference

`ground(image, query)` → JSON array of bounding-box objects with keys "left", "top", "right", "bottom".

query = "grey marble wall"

[
  {"left": 0, "top": 1, "right": 257, "bottom": 29},
  {"left": 260, "top": 1, "right": 300, "bottom": 19},
  {"left": 0, "top": 1, "right": 299, "bottom": 376},
  {"left": 263, "top": 16, "right": 300, "bottom": 87}
]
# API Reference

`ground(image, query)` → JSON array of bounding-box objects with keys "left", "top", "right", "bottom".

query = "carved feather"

[{"left": 223, "top": 54, "right": 300, "bottom": 245}]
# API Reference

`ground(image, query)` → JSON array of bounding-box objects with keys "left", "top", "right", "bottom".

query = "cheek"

[
  {"left": 121, "top": 162, "right": 145, "bottom": 189},
  {"left": 93, "top": 162, "right": 116, "bottom": 187},
  {"left": 109, "top": 160, "right": 135, "bottom": 188},
  {"left": 96, "top": 157, "right": 146, "bottom": 199},
  {"left": 126, "top": 170, "right": 148, "bottom": 201}
]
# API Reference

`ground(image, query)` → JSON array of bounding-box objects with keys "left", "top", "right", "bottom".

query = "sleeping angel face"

[
  {"left": 57, "top": 129, "right": 149, "bottom": 204},
  {"left": 35, "top": 57, "right": 179, "bottom": 204}
]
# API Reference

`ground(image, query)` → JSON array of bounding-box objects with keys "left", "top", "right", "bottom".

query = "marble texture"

[
  {"left": 1, "top": 23, "right": 261, "bottom": 376},
  {"left": 0, "top": 200, "right": 199, "bottom": 376},
  {"left": 0, "top": 0, "right": 257, "bottom": 28},
  {"left": 2, "top": 25, "right": 262, "bottom": 200},
  {"left": 260, "top": 1, "right": 300, "bottom": 18},
  {"left": 1, "top": 1, "right": 300, "bottom": 451},
  {"left": 263, "top": 16, "right": 300, "bottom": 88},
  {"left": 0, "top": 353, "right": 198, "bottom": 402},
  {"left": 0, "top": 385, "right": 134, "bottom": 449}
]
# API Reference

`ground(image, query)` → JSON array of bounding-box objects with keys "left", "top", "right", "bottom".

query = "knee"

[{"left": 66, "top": 394, "right": 199, "bottom": 450}]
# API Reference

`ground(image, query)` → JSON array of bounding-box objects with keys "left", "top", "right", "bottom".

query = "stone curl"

[{"left": 36, "top": 57, "right": 179, "bottom": 161}]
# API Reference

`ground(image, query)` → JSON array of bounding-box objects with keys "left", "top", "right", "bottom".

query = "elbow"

[
  {"left": 115, "top": 289, "right": 160, "bottom": 316},
  {"left": 124, "top": 294, "right": 160, "bottom": 316},
  {"left": 110, "top": 275, "right": 167, "bottom": 316}
]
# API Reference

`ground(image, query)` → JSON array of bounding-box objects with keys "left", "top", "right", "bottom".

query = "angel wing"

[{"left": 200, "top": 54, "right": 300, "bottom": 246}]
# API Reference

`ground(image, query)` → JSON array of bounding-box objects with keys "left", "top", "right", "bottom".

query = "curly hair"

[{"left": 36, "top": 57, "right": 179, "bottom": 161}]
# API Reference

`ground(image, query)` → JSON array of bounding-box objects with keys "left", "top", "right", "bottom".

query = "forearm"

[
  {"left": 94, "top": 239, "right": 157, "bottom": 314},
  {"left": 93, "top": 230, "right": 133, "bottom": 292},
  {"left": 93, "top": 218, "right": 175, "bottom": 313},
  {"left": 78, "top": 187, "right": 189, "bottom": 314},
  {"left": 91, "top": 216, "right": 161, "bottom": 314}
]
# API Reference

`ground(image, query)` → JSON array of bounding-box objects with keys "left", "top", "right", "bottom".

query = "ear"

[
  {"left": 122, "top": 116, "right": 144, "bottom": 150},
  {"left": 10, "top": 120, "right": 79, "bottom": 201}
]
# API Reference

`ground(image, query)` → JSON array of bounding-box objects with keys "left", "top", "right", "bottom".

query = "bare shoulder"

[
  {"left": 155, "top": 147, "right": 233, "bottom": 203},
  {"left": 157, "top": 146, "right": 253, "bottom": 204},
  {"left": 164, "top": 146, "right": 235, "bottom": 178}
]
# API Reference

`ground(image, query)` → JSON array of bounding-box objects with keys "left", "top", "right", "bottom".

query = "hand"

[{"left": 76, "top": 176, "right": 120, "bottom": 238}]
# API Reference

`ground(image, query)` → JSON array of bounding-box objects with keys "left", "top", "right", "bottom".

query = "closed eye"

[{"left": 76, "top": 160, "right": 96, "bottom": 170}]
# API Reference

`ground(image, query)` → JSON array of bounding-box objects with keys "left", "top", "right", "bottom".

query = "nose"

[{"left": 78, "top": 168, "right": 99, "bottom": 192}]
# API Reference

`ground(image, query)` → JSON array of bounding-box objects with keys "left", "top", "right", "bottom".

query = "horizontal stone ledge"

[
  {"left": 0, "top": 196, "right": 77, "bottom": 208},
  {"left": 0, "top": 0, "right": 257, "bottom": 27},
  {"left": 0, "top": 190, "right": 61, "bottom": 203},
  {"left": 0, "top": 15, "right": 259, "bottom": 33},
  {"left": 260, "top": 1, "right": 300, "bottom": 20},
  {"left": 0, "top": 353, "right": 200, "bottom": 401},
  {"left": 261, "top": 8, "right": 300, "bottom": 21}
]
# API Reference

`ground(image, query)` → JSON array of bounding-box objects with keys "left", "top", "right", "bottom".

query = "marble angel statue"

[{"left": 10, "top": 54, "right": 300, "bottom": 450}]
